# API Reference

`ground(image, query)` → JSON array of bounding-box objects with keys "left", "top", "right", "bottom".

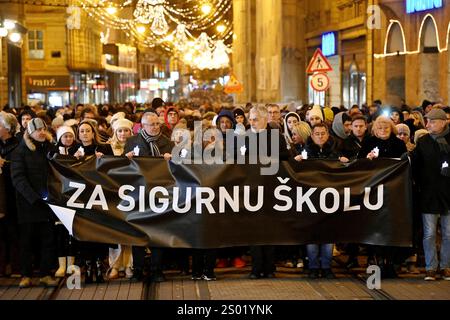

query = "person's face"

[
  {"left": 311, "top": 127, "right": 329, "bottom": 147},
  {"left": 167, "top": 111, "right": 178, "bottom": 125},
  {"left": 426, "top": 119, "right": 447, "bottom": 135},
  {"left": 31, "top": 127, "right": 47, "bottom": 142},
  {"left": 83, "top": 112, "right": 95, "bottom": 120},
  {"left": 291, "top": 131, "right": 304, "bottom": 145},
  {"left": 351, "top": 119, "right": 367, "bottom": 138},
  {"left": 391, "top": 112, "right": 400, "bottom": 124},
  {"left": 78, "top": 124, "right": 95, "bottom": 145},
  {"left": 268, "top": 107, "right": 281, "bottom": 122},
  {"left": 219, "top": 117, "right": 233, "bottom": 133},
  {"left": 21, "top": 115, "right": 32, "bottom": 129},
  {"left": 287, "top": 116, "right": 299, "bottom": 131},
  {"left": 403, "top": 111, "right": 410, "bottom": 121},
  {"left": 446, "top": 113, "right": 450, "bottom": 125},
  {"left": 349, "top": 108, "right": 362, "bottom": 117},
  {"left": 397, "top": 131, "right": 410, "bottom": 144},
  {"left": 249, "top": 111, "right": 267, "bottom": 131},
  {"left": 235, "top": 115, "right": 245, "bottom": 124},
  {"left": 142, "top": 115, "right": 161, "bottom": 136},
  {"left": 60, "top": 132, "right": 74, "bottom": 147},
  {"left": 343, "top": 120, "right": 353, "bottom": 135},
  {"left": 375, "top": 122, "right": 392, "bottom": 140},
  {"left": 309, "top": 115, "right": 322, "bottom": 127},
  {"left": 0, "top": 123, "right": 10, "bottom": 140},
  {"left": 116, "top": 128, "right": 132, "bottom": 143},
  {"left": 369, "top": 106, "right": 378, "bottom": 115}
]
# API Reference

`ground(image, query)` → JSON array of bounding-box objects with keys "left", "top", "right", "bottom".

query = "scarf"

[
  {"left": 141, "top": 130, "right": 161, "bottom": 157},
  {"left": 430, "top": 126, "right": 450, "bottom": 153}
]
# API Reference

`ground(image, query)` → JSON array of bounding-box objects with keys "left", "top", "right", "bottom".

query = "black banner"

[{"left": 48, "top": 156, "right": 413, "bottom": 248}]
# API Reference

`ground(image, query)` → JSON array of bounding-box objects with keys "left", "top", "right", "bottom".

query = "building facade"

[
  {"left": 233, "top": 0, "right": 450, "bottom": 107},
  {"left": 0, "top": 1, "right": 138, "bottom": 108}
]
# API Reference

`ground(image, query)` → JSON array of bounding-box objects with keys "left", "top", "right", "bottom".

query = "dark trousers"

[
  {"left": 19, "top": 221, "right": 56, "bottom": 277},
  {"left": 0, "top": 217, "right": 20, "bottom": 274},
  {"left": 250, "top": 245, "right": 275, "bottom": 275},
  {"left": 192, "top": 249, "right": 216, "bottom": 276},
  {"left": 55, "top": 224, "right": 77, "bottom": 257}
]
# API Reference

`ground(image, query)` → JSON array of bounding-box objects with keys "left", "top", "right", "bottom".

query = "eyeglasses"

[{"left": 142, "top": 123, "right": 159, "bottom": 127}]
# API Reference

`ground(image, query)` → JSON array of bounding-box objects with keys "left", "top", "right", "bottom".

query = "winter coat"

[
  {"left": 357, "top": 134, "right": 407, "bottom": 159},
  {"left": 305, "top": 136, "right": 341, "bottom": 160},
  {"left": 410, "top": 131, "right": 450, "bottom": 214},
  {"left": 340, "top": 133, "right": 370, "bottom": 160},
  {"left": 124, "top": 132, "right": 174, "bottom": 156},
  {"left": 0, "top": 136, "right": 20, "bottom": 219},
  {"left": 69, "top": 142, "right": 114, "bottom": 157},
  {"left": 11, "top": 132, "right": 57, "bottom": 224}
]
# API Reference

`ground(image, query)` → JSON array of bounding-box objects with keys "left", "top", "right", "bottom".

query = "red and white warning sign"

[
  {"left": 306, "top": 48, "right": 333, "bottom": 74},
  {"left": 310, "top": 73, "right": 330, "bottom": 92}
]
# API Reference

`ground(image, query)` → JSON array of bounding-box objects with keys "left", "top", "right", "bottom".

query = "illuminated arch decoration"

[
  {"left": 383, "top": 20, "right": 407, "bottom": 55},
  {"left": 375, "top": 14, "right": 448, "bottom": 59}
]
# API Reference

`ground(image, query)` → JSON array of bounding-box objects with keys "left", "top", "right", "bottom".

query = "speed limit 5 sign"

[{"left": 310, "top": 73, "right": 330, "bottom": 92}]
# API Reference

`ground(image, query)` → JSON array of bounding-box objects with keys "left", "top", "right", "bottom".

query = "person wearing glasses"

[{"left": 124, "top": 112, "right": 174, "bottom": 282}]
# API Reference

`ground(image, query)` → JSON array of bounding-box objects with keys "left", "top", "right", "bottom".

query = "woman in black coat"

[
  {"left": 358, "top": 116, "right": 407, "bottom": 160},
  {"left": 357, "top": 116, "right": 407, "bottom": 278}
]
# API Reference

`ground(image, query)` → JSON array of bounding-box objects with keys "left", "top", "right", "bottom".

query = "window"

[
  {"left": 344, "top": 60, "right": 366, "bottom": 108},
  {"left": 28, "top": 30, "right": 44, "bottom": 59}
]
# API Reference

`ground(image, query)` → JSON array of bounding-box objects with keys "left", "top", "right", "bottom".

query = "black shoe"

[
  {"left": 191, "top": 273, "right": 203, "bottom": 280},
  {"left": 85, "top": 261, "right": 93, "bottom": 284},
  {"left": 150, "top": 271, "right": 166, "bottom": 283},
  {"left": 264, "top": 273, "right": 275, "bottom": 279},
  {"left": 381, "top": 264, "right": 398, "bottom": 279},
  {"left": 308, "top": 269, "right": 319, "bottom": 279},
  {"left": 248, "top": 273, "right": 261, "bottom": 280},
  {"left": 321, "top": 269, "right": 336, "bottom": 279},
  {"left": 131, "top": 268, "right": 144, "bottom": 282},
  {"left": 202, "top": 273, "right": 217, "bottom": 281}
]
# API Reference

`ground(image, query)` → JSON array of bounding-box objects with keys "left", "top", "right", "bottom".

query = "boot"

[
  {"left": 95, "top": 259, "right": 105, "bottom": 283},
  {"left": 85, "top": 260, "right": 93, "bottom": 284},
  {"left": 66, "top": 256, "right": 76, "bottom": 274},
  {"left": 55, "top": 257, "right": 67, "bottom": 278}
]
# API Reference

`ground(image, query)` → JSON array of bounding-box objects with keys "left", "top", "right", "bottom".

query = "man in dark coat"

[
  {"left": 124, "top": 112, "right": 174, "bottom": 282},
  {"left": 410, "top": 108, "right": 450, "bottom": 281},
  {"left": 11, "top": 118, "right": 58, "bottom": 288}
]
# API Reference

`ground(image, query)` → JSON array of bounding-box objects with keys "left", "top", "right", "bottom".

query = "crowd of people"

[{"left": 0, "top": 97, "right": 449, "bottom": 288}]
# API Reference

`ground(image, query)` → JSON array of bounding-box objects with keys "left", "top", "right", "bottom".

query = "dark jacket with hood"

[{"left": 11, "top": 131, "right": 57, "bottom": 224}]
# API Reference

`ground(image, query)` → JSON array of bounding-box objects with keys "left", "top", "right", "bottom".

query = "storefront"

[{"left": 25, "top": 75, "right": 70, "bottom": 107}]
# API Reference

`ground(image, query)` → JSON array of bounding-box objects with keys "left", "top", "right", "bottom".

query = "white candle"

[
  {"left": 133, "top": 146, "right": 140, "bottom": 156},
  {"left": 301, "top": 150, "right": 308, "bottom": 160}
]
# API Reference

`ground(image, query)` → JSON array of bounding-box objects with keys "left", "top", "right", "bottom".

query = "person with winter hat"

[
  {"left": 307, "top": 105, "right": 323, "bottom": 128},
  {"left": 11, "top": 118, "right": 59, "bottom": 288},
  {"left": 107, "top": 117, "right": 134, "bottom": 280},
  {"left": 53, "top": 125, "right": 78, "bottom": 278},
  {"left": 55, "top": 125, "right": 76, "bottom": 155},
  {"left": 411, "top": 108, "right": 450, "bottom": 281},
  {"left": 161, "top": 107, "right": 180, "bottom": 138},
  {"left": 283, "top": 112, "right": 301, "bottom": 150}
]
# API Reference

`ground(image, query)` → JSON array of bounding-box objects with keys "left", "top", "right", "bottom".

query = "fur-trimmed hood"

[{"left": 23, "top": 131, "right": 53, "bottom": 151}]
